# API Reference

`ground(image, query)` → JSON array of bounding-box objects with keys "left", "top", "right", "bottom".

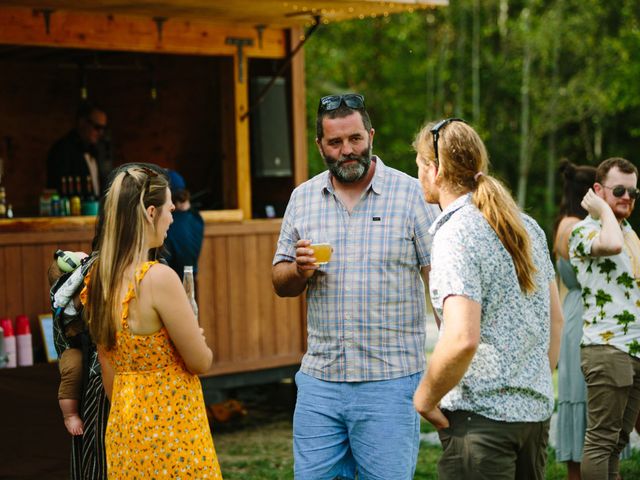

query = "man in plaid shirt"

[{"left": 273, "top": 93, "right": 439, "bottom": 480}]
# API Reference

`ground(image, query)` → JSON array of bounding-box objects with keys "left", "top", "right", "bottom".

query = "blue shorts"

[{"left": 293, "top": 370, "right": 422, "bottom": 480}]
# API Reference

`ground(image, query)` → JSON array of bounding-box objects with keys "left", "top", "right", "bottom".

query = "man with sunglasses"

[
  {"left": 273, "top": 94, "right": 439, "bottom": 480},
  {"left": 46, "top": 101, "right": 113, "bottom": 200},
  {"left": 569, "top": 157, "right": 640, "bottom": 479}
]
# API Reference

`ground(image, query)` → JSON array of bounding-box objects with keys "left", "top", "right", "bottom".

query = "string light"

[{"left": 279, "top": 2, "right": 432, "bottom": 24}]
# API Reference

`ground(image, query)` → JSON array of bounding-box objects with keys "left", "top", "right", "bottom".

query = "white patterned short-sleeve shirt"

[
  {"left": 429, "top": 194, "right": 556, "bottom": 422},
  {"left": 569, "top": 216, "right": 640, "bottom": 357}
]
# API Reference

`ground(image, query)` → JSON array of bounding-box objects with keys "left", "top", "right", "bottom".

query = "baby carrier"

[{"left": 49, "top": 252, "right": 108, "bottom": 480}]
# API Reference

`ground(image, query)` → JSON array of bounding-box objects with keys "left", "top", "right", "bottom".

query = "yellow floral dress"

[{"left": 97, "top": 261, "right": 222, "bottom": 479}]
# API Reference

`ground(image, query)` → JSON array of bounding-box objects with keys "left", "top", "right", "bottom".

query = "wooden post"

[
  {"left": 232, "top": 48, "right": 253, "bottom": 219},
  {"left": 290, "top": 26, "right": 309, "bottom": 187}
]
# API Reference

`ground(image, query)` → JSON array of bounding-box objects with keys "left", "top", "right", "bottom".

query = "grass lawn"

[
  {"left": 214, "top": 412, "right": 640, "bottom": 479},
  {"left": 213, "top": 381, "right": 640, "bottom": 479}
]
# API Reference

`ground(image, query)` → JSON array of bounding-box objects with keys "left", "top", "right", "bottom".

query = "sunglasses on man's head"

[
  {"left": 429, "top": 118, "right": 466, "bottom": 166},
  {"left": 318, "top": 94, "right": 365, "bottom": 113},
  {"left": 602, "top": 184, "right": 640, "bottom": 199}
]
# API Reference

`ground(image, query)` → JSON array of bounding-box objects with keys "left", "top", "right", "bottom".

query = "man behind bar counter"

[{"left": 46, "top": 101, "right": 113, "bottom": 198}]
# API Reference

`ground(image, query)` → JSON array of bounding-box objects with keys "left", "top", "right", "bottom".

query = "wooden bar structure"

[{"left": 0, "top": 0, "right": 443, "bottom": 381}]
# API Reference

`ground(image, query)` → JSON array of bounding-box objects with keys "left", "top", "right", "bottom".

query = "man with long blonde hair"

[{"left": 412, "top": 118, "right": 563, "bottom": 480}]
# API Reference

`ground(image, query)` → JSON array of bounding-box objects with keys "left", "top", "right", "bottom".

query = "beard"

[
  {"left": 613, "top": 202, "right": 634, "bottom": 220},
  {"left": 422, "top": 186, "right": 439, "bottom": 205},
  {"left": 322, "top": 143, "right": 372, "bottom": 184}
]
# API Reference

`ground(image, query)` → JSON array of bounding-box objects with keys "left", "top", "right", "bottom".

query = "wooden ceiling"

[{"left": 0, "top": 1, "right": 447, "bottom": 27}]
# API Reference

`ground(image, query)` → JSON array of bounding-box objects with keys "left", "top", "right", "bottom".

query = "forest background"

[{"left": 303, "top": 0, "right": 640, "bottom": 235}]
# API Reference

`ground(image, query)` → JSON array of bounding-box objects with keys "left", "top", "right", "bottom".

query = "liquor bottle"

[
  {"left": 74, "top": 176, "right": 84, "bottom": 215},
  {"left": 75, "top": 176, "right": 83, "bottom": 199},
  {"left": 69, "top": 176, "right": 82, "bottom": 216},
  {"left": 83, "top": 175, "right": 99, "bottom": 215},
  {"left": 182, "top": 266, "right": 199, "bottom": 322},
  {"left": 0, "top": 186, "right": 6, "bottom": 218},
  {"left": 85, "top": 175, "right": 97, "bottom": 201},
  {"left": 60, "top": 176, "right": 70, "bottom": 216}
]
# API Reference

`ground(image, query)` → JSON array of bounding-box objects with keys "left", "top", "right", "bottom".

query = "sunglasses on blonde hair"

[{"left": 430, "top": 118, "right": 466, "bottom": 166}]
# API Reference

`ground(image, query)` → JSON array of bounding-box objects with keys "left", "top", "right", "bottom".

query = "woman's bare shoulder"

[{"left": 141, "top": 262, "right": 181, "bottom": 290}]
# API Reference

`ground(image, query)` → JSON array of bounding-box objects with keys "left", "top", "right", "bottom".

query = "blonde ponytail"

[{"left": 473, "top": 175, "right": 537, "bottom": 293}]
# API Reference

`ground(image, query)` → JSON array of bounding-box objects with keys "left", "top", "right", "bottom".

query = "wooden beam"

[
  {"left": 0, "top": 7, "right": 286, "bottom": 58},
  {"left": 232, "top": 50, "right": 253, "bottom": 219},
  {"left": 290, "top": 27, "right": 309, "bottom": 187}
]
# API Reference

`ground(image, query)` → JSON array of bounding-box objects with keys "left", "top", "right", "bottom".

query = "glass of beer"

[{"left": 310, "top": 243, "right": 333, "bottom": 265}]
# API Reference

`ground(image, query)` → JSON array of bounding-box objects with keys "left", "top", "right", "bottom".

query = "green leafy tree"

[{"left": 304, "top": 0, "right": 640, "bottom": 233}]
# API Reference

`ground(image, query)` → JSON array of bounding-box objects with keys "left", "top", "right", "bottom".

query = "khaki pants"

[
  {"left": 437, "top": 410, "right": 550, "bottom": 480},
  {"left": 581, "top": 345, "right": 640, "bottom": 480}
]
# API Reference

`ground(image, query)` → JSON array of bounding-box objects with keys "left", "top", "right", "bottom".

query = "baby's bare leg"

[{"left": 60, "top": 398, "right": 84, "bottom": 436}]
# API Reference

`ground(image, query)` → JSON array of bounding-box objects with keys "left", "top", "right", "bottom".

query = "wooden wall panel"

[
  {"left": 257, "top": 233, "right": 277, "bottom": 357},
  {"left": 0, "top": 220, "right": 306, "bottom": 375},
  {"left": 241, "top": 234, "right": 261, "bottom": 361},
  {"left": 211, "top": 236, "right": 231, "bottom": 363},
  {"left": 3, "top": 246, "right": 23, "bottom": 317}
]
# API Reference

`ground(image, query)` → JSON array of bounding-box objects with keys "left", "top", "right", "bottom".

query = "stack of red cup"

[
  {"left": 0, "top": 318, "right": 16, "bottom": 368},
  {"left": 15, "top": 315, "right": 33, "bottom": 366}
]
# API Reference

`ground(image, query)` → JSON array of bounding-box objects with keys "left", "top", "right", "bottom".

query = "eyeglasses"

[
  {"left": 602, "top": 184, "right": 640, "bottom": 199},
  {"left": 318, "top": 94, "right": 365, "bottom": 113},
  {"left": 89, "top": 120, "right": 107, "bottom": 132},
  {"left": 430, "top": 118, "right": 466, "bottom": 166}
]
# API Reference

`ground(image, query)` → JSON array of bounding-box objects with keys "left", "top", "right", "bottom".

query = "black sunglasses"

[
  {"left": 430, "top": 118, "right": 466, "bottom": 166},
  {"left": 318, "top": 94, "right": 365, "bottom": 113},
  {"left": 89, "top": 119, "right": 107, "bottom": 132},
  {"left": 602, "top": 184, "right": 640, "bottom": 199}
]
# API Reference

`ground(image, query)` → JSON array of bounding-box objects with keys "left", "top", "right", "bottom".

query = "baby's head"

[{"left": 48, "top": 251, "right": 88, "bottom": 286}]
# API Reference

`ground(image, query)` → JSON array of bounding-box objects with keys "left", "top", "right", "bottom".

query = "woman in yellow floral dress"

[{"left": 83, "top": 166, "right": 222, "bottom": 479}]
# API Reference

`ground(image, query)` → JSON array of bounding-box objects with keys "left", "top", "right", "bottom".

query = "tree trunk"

[
  {"left": 545, "top": 2, "right": 562, "bottom": 233},
  {"left": 580, "top": 120, "right": 594, "bottom": 163},
  {"left": 436, "top": 27, "right": 450, "bottom": 116},
  {"left": 472, "top": 0, "right": 481, "bottom": 125},
  {"left": 455, "top": 0, "right": 466, "bottom": 117},
  {"left": 426, "top": 14, "right": 436, "bottom": 117},
  {"left": 594, "top": 117, "right": 603, "bottom": 161},
  {"left": 517, "top": 6, "right": 531, "bottom": 208},
  {"left": 498, "top": 0, "right": 509, "bottom": 40}
]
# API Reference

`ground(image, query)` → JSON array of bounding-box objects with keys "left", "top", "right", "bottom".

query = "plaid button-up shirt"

[{"left": 274, "top": 158, "right": 439, "bottom": 381}]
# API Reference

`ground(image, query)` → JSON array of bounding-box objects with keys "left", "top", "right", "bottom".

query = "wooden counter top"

[{"left": 0, "top": 209, "right": 245, "bottom": 234}]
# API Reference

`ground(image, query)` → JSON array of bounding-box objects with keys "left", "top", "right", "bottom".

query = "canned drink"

[
  {"left": 50, "top": 195, "right": 60, "bottom": 217},
  {"left": 70, "top": 196, "right": 82, "bottom": 216}
]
